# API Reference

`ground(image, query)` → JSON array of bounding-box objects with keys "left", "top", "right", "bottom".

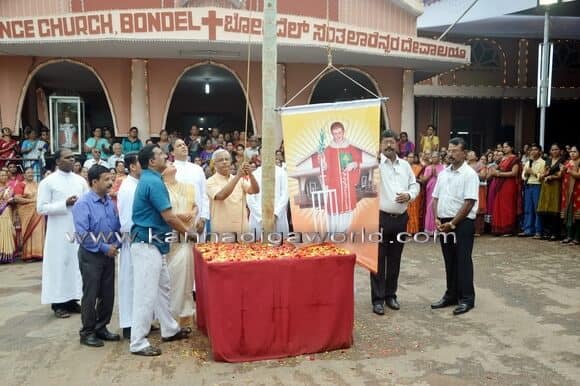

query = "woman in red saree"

[
  {"left": 0, "top": 127, "right": 17, "bottom": 169},
  {"left": 491, "top": 142, "right": 521, "bottom": 235},
  {"left": 14, "top": 167, "right": 45, "bottom": 261},
  {"left": 560, "top": 145, "right": 580, "bottom": 245}
]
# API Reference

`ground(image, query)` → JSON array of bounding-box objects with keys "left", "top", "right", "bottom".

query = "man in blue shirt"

[
  {"left": 130, "top": 144, "right": 191, "bottom": 356},
  {"left": 72, "top": 165, "right": 121, "bottom": 347}
]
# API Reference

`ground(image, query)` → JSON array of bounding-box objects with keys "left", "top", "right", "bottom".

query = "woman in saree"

[
  {"left": 467, "top": 151, "right": 488, "bottom": 235},
  {"left": 406, "top": 152, "right": 424, "bottom": 234},
  {"left": 109, "top": 160, "right": 126, "bottom": 208},
  {"left": 0, "top": 127, "right": 17, "bottom": 169},
  {"left": 560, "top": 145, "right": 580, "bottom": 245},
  {"left": 537, "top": 144, "right": 563, "bottom": 241},
  {"left": 14, "top": 167, "right": 44, "bottom": 261},
  {"left": 420, "top": 151, "right": 445, "bottom": 234},
  {"left": 162, "top": 162, "right": 198, "bottom": 326},
  {"left": 485, "top": 150, "right": 502, "bottom": 226},
  {"left": 0, "top": 169, "right": 15, "bottom": 263},
  {"left": 397, "top": 132, "right": 415, "bottom": 158},
  {"left": 491, "top": 142, "right": 521, "bottom": 236},
  {"left": 21, "top": 129, "right": 47, "bottom": 180}
]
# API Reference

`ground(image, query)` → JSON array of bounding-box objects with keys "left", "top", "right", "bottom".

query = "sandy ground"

[{"left": 0, "top": 236, "right": 579, "bottom": 386}]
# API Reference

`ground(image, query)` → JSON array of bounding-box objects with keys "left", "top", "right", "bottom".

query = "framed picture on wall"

[{"left": 48, "top": 96, "right": 84, "bottom": 154}]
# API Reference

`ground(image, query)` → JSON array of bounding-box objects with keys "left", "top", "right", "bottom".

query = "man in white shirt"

[
  {"left": 244, "top": 136, "right": 260, "bottom": 160},
  {"left": 170, "top": 139, "right": 209, "bottom": 237},
  {"left": 431, "top": 137, "right": 480, "bottom": 316},
  {"left": 108, "top": 143, "right": 124, "bottom": 169},
  {"left": 371, "top": 130, "right": 419, "bottom": 316},
  {"left": 116, "top": 152, "right": 141, "bottom": 339},
  {"left": 247, "top": 164, "right": 289, "bottom": 236},
  {"left": 84, "top": 148, "right": 109, "bottom": 169},
  {"left": 519, "top": 143, "right": 545, "bottom": 238}
]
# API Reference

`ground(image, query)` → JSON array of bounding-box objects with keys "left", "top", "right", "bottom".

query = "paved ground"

[{"left": 0, "top": 236, "right": 579, "bottom": 386}]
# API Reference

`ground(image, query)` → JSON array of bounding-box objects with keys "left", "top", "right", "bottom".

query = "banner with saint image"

[{"left": 280, "top": 99, "right": 381, "bottom": 272}]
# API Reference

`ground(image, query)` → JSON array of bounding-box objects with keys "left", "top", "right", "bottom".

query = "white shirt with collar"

[
  {"left": 173, "top": 159, "right": 210, "bottom": 221},
  {"left": 379, "top": 154, "right": 419, "bottom": 214},
  {"left": 108, "top": 154, "right": 125, "bottom": 169},
  {"left": 432, "top": 162, "right": 479, "bottom": 220},
  {"left": 83, "top": 158, "right": 109, "bottom": 169}
]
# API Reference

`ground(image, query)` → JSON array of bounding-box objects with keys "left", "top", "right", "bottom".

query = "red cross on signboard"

[{"left": 201, "top": 10, "right": 223, "bottom": 41}]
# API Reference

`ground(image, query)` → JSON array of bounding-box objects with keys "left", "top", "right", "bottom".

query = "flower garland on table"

[{"left": 197, "top": 243, "right": 352, "bottom": 263}]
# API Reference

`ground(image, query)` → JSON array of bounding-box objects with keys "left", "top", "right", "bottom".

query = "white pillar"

[
  {"left": 401, "top": 69, "right": 415, "bottom": 140},
  {"left": 130, "top": 59, "right": 150, "bottom": 140},
  {"left": 261, "top": 0, "right": 278, "bottom": 233},
  {"left": 275, "top": 63, "right": 285, "bottom": 149}
]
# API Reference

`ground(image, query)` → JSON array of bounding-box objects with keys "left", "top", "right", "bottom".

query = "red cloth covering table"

[{"left": 194, "top": 244, "right": 356, "bottom": 362}]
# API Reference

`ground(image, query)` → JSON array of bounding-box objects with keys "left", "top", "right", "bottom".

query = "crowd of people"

[
  {"left": 400, "top": 126, "right": 580, "bottom": 246},
  {"left": 0, "top": 121, "right": 576, "bottom": 354},
  {"left": 0, "top": 124, "right": 285, "bottom": 264}
]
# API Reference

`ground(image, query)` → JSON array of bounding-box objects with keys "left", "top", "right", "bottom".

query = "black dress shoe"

[
  {"left": 66, "top": 302, "right": 82, "bottom": 314},
  {"left": 372, "top": 304, "right": 385, "bottom": 315},
  {"left": 453, "top": 303, "right": 474, "bottom": 315},
  {"left": 80, "top": 334, "right": 104, "bottom": 347},
  {"left": 122, "top": 327, "right": 131, "bottom": 340},
  {"left": 385, "top": 297, "right": 400, "bottom": 310},
  {"left": 162, "top": 327, "right": 192, "bottom": 342},
  {"left": 54, "top": 308, "right": 70, "bottom": 319},
  {"left": 96, "top": 329, "right": 121, "bottom": 341},
  {"left": 431, "top": 297, "right": 458, "bottom": 309}
]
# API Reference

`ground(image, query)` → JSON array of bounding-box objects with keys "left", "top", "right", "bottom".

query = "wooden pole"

[{"left": 261, "top": 0, "right": 277, "bottom": 234}]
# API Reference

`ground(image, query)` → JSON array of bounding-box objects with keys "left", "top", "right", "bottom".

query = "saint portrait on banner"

[{"left": 316, "top": 121, "right": 362, "bottom": 232}]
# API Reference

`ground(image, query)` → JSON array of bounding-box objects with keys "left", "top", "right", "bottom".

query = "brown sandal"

[
  {"left": 162, "top": 327, "right": 192, "bottom": 342},
  {"left": 132, "top": 345, "right": 162, "bottom": 356}
]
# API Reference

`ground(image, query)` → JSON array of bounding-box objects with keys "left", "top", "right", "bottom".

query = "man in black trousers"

[
  {"left": 431, "top": 137, "right": 480, "bottom": 315},
  {"left": 371, "top": 130, "right": 419, "bottom": 315},
  {"left": 72, "top": 165, "right": 121, "bottom": 346}
]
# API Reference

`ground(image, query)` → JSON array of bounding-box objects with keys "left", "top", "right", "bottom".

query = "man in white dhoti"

[
  {"left": 116, "top": 152, "right": 141, "bottom": 339},
  {"left": 247, "top": 163, "right": 290, "bottom": 236},
  {"left": 171, "top": 139, "right": 209, "bottom": 300},
  {"left": 37, "top": 149, "right": 89, "bottom": 318},
  {"left": 129, "top": 144, "right": 191, "bottom": 356},
  {"left": 162, "top": 162, "right": 197, "bottom": 326}
]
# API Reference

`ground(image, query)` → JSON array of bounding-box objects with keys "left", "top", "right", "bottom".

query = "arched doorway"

[
  {"left": 165, "top": 63, "right": 254, "bottom": 137},
  {"left": 309, "top": 68, "right": 389, "bottom": 130},
  {"left": 19, "top": 60, "right": 115, "bottom": 144}
]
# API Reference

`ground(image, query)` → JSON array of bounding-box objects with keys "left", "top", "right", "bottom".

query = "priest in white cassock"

[
  {"left": 116, "top": 152, "right": 141, "bottom": 339},
  {"left": 170, "top": 139, "right": 209, "bottom": 299},
  {"left": 247, "top": 163, "right": 290, "bottom": 236},
  {"left": 37, "top": 149, "right": 89, "bottom": 319}
]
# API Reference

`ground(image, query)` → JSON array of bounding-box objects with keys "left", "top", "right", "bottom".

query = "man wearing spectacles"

[{"left": 84, "top": 148, "right": 109, "bottom": 169}]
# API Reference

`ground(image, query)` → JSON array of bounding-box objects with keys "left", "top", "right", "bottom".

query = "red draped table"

[{"left": 193, "top": 244, "right": 356, "bottom": 362}]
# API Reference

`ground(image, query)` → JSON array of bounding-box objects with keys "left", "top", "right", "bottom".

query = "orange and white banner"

[{"left": 280, "top": 99, "right": 381, "bottom": 272}]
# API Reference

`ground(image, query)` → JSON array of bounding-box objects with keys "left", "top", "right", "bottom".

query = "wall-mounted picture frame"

[{"left": 49, "top": 96, "right": 84, "bottom": 154}]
